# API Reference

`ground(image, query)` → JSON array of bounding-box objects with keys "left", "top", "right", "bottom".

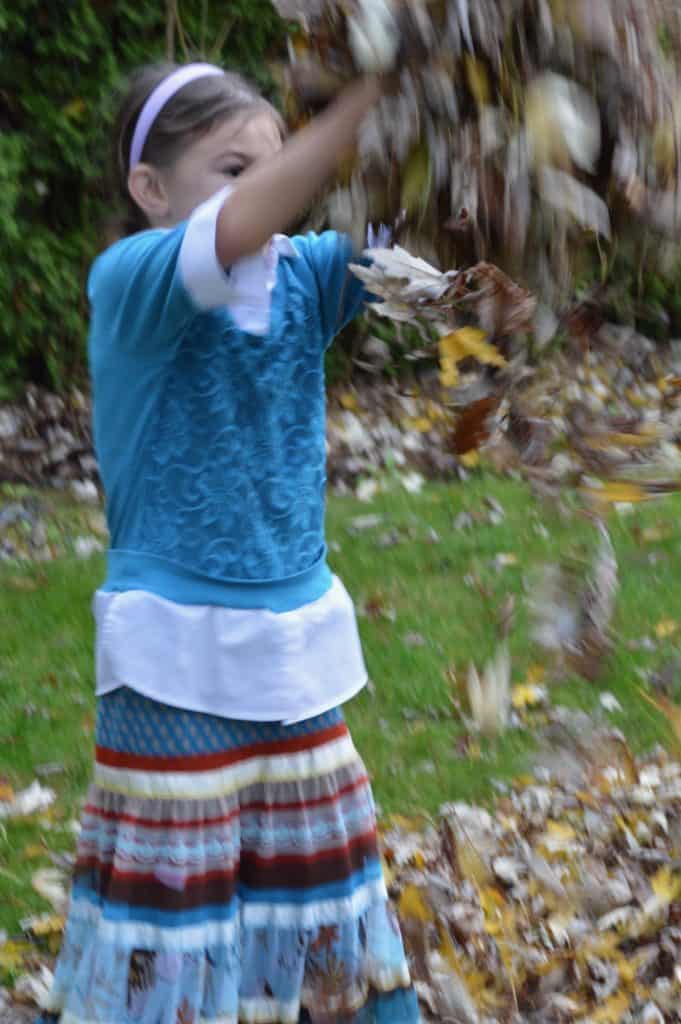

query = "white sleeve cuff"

[
  {"left": 178, "top": 186, "right": 298, "bottom": 337},
  {"left": 178, "top": 186, "right": 235, "bottom": 311}
]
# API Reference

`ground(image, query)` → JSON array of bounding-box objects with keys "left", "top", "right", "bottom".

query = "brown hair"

[{"left": 110, "top": 61, "right": 284, "bottom": 238}]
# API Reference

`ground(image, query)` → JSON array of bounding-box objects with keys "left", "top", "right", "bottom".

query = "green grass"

[{"left": 1, "top": 474, "right": 681, "bottom": 936}]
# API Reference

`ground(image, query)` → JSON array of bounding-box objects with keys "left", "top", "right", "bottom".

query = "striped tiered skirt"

[{"left": 37, "top": 688, "right": 420, "bottom": 1023}]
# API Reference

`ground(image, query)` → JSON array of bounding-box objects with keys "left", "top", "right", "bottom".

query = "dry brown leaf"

[{"left": 450, "top": 396, "right": 501, "bottom": 456}]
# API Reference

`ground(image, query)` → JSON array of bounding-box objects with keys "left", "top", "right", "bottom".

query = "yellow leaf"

[
  {"left": 584, "top": 933, "right": 621, "bottom": 960},
  {"left": 539, "top": 821, "right": 578, "bottom": 856},
  {"left": 439, "top": 357, "right": 460, "bottom": 388},
  {"left": 650, "top": 866, "right": 681, "bottom": 904},
  {"left": 458, "top": 842, "right": 492, "bottom": 889},
  {"left": 464, "top": 54, "right": 491, "bottom": 106},
  {"left": 545, "top": 821, "right": 576, "bottom": 841},
  {"left": 398, "top": 884, "right": 432, "bottom": 923},
  {"left": 23, "top": 844, "right": 46, "bottom": 860},
  {"left": 575, "top": 789, "right": 601, "bottom": 810},
  {"left": 640, "top": 524, "right": 672, "bottom": 543},
  {"left": 588, "top": 990, "right": 631, "bottom": 1023},
  {"left": 655, "top": 619, "right": 679, "bottom": 639},
  {"left": 585, "top": 432, "right": 658, "bottom": 450},
  {"left": 581, "top": 481, "right": 650, "bottom": 504},
  {"left": 0, "top": 782, "right": 15, "bottom": 802},
  {"left": 512, "top": 684, "right": 546, "bottom": 710},
  {"left": 479, "top": 885, "right": 506, "bottom": 926},
  {"left": 526, "top": 664, "right": 546, "bottom": 686},
  {"left": 615, "top": 956, "right": 636, "bottom": 987},
  {"left": 425, "top": 400, "right": 446, "bottom": 422},
  {"left": 660, "top": 375, "right": 681, "bottom": 394},
  {"left": 62, "top": 97, "right": 86, "bottom": 119},
  {"left": 25, "top": 914, "right": 65, "bottom": 937},
  {"left": 460, "top": 450, "right": 480, "bottom": 468},
  {"left": 0, "top": 940, "right": 31, "bottom": 972},
  {"left": 401, "top": 143, "right": 432, "bottom": 213},
  {"left": 339, "top": 392, "right": 358, "bottom": 411},
  {"left": 405, "top": 417, "right": 433, "bottom": 433},
  {"left": 439, "top": 327, "right": 506, "bottom": 368},
  {"left": 382, "top": 813, "right": 426, "bottom": 832},
  {"left": 437, "top": 924, "right": 465, "bottom": 972}
]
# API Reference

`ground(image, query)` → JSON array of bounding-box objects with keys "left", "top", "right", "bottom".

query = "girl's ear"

[{"left": 127, "top": 163, "right": 169, "bottom": 223}]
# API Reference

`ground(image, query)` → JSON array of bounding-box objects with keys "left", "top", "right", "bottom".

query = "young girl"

[{"left": 37, "top": 55, "right": 421, "bottom": 1024}]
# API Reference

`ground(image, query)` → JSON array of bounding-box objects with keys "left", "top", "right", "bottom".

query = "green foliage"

[{"left": 0, "top": 0, "right": 286, "bottom": 397}]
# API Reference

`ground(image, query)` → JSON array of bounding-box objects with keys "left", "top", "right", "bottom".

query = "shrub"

[{"left": 0, "top": 0, "right": 285, "bottom": 397}]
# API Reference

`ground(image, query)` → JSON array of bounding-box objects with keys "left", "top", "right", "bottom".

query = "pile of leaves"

[
  {"left": 275, "top": 0, "right": 681, "bottom": 300},
  {"left": 383, "top": 728, "right": 681, "bottom": 1022},
  {"left": 0, "top": 386, "right": 96, "bottom": 491}
]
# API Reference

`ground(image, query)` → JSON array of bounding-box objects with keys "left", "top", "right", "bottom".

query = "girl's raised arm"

[{"left": 215, "top": 76, "right": 383, "bottom": 267}]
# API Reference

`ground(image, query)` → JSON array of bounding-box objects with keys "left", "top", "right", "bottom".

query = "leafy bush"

[{"left": 0, "top": 0, "right": 285, "bottom": 398}]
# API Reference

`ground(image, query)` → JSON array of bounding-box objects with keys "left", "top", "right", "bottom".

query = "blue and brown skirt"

[{"left": 36, "top": 688, "right": 420, "bottom": 1023}]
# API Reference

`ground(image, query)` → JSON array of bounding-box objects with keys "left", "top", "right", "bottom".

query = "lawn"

[{"left": 1, "top": 474, "right": 680, "bottom": 937}]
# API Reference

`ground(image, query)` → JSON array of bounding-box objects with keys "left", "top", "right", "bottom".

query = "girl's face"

[{"left": 135, "top": 109, "right": 283, "bottom": 227}]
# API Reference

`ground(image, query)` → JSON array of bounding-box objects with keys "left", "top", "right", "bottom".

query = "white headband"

[{"left": 129, "top": 63, "right": 225, "bottom": 170}]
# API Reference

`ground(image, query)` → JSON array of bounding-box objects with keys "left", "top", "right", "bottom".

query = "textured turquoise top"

[{"left": 88, "top": 224, "right": 365, "bottom": 611}]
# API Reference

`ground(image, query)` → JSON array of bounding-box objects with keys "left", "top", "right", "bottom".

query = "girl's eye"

[{"left": 223, "top": 165, "right": 244, "bottom": 178}]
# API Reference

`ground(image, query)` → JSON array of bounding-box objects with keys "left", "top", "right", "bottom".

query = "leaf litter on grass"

[{"left": 382, "top": 727, "right": 681, "bottom": 1022}]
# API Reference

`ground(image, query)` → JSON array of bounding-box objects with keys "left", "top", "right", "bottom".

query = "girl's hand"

[{"left": 348, "top": 0, "right": 400, "bottom": 75}]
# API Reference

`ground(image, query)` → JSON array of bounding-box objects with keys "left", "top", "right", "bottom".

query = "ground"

[{"left": 1, "top": 474, "right": 681, "bottom": 1018}]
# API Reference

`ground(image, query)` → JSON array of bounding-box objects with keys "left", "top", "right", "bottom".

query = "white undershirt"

[{"left": 94, "top": 577, "right": 367, "bottom": 725}]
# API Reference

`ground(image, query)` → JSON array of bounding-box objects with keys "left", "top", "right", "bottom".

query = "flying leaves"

[
  {"left": 275, "top": 0, "right": 681, "bottom": 297},
  {"left": 466, "top": 642, "right": 511, "bottom": 737},
  {"left": 438, "top": 327, "right": 506, "bottom": 389},
  {"left": 528, "top": 517, "right": 619, "bottom": 682}
]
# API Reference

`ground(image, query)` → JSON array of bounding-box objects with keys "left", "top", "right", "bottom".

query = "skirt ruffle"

[{"left": 36, "top": 688, "right": 420, "bottom": 1024}]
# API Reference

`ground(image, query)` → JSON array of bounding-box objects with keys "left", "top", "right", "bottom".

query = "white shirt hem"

[{"left": 93, "top": 575, "right": 368, "bottom": 725}]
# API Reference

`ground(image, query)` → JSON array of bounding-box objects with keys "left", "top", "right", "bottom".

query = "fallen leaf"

[
  {"left": 581, "top": 481, "right": 652, "bottom": 504},
  {"left": 5, "top": 577, "right": 41, "bottom": 592},
  {"left": 398, "top": 884, "right": 433, "bottom": 923},
  {"left": 451, "top": 396, "right": 501, "bottom": 455},
  {"left": 589, "top": 990, "right": 631, "bottom": 1022},
  {"left": 511, "top": 683, "right": 548, "bottom": 710},
  {"left": 650, "top": 865, "right": 681, "bottom": 903},
  {"left": 654, "top": 618, "right": 679, "bottom": 639},
  {"left": 0, "top": 940, "right": 31, "bottom": 973},
  {"left": 0, "top": 781, "right": 55, "bottom": 820},
  {"left": 13, "top": 964, "right": 54, "bottom": 1007},
  {"left": 339, "top": 392, "right": 359, "bottom": 411},
  {"left": 440, "top": 327, "right": 506, "bottom": 376},
  {"left": 22, "top": 844, "right": 46, "bottom": 860},
  {"left": 0, "top": 782, "right": 14, "bottom": 802},
  {"left": 599, "top": 692, "right": 623, "bottom": 714},
  {"left": 405, "top": 416, "right": 434, "bottom": 433},
  {"left": 31, "top": 868, "right": 69, "bottom": 914},
  {"left": 20, "top": 913, "right": 65, "bottom": 938}
]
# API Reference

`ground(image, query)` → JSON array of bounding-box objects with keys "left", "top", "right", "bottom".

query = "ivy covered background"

[{"left": 0, "top": 0, "right": 286, "bottom": 397}]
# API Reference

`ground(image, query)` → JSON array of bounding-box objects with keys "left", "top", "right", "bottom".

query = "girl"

[{"left": 37, "top": 52, "right": 421, "bottom": 1024}]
